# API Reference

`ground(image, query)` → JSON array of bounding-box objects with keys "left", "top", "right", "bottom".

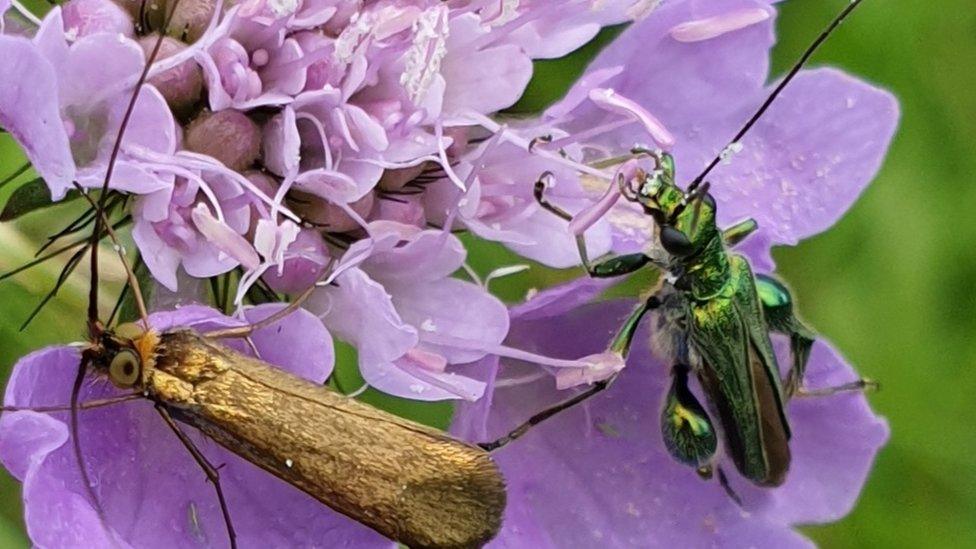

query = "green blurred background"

[{"left": 1, "top": 0, "right": 974, "bottom": 546}]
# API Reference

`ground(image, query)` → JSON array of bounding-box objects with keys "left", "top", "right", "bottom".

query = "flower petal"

[
  {"left": 0, "top": 36, "right": 75, "bottom": 199},
  {"left": 710, "top": 68, "right": 900, "bottom": 246}
]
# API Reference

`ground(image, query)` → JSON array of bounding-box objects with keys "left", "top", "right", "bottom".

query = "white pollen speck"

[
  {"left": 525, "top": 287, "right": 539, "bottom": 301},
  {"left": 409, "top": 384, "right": 427, "bottom": 394},
  {"left": 458, "top": 198, "right": 469, "bottom": 207},
  {"left": 285, "top": 459, "right": 293, "bottom": 468},
  {"left": 720, "top": 142, "right": 744, "bottom": 164},
  {"left": 268, "top": 0, "right": 298, "bottom": 16},
  {"left": 421, "top": 318, "right": 437, "bottom": 332},
  {"left": 400, "top": 6, "right": 450, "bottom": 103}
]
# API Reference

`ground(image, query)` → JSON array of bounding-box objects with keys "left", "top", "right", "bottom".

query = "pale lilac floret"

[{"left": 308, "top": 220, "right": 508, "bottom": 401}]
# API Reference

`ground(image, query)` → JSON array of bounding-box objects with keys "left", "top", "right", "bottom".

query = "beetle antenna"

[{"left": 687, "top": 0, "right": 866, "bottom": 193}]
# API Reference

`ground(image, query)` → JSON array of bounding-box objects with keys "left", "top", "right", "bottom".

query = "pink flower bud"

[
  {"left": 184, "top": 110, "right": 262, "bottom": 171},
  {"left": 140, "top": 34, "right": 203, "bottom": 118},
  {"left": 378, "top": 163, "right": 428, "bottom": 192},
  {"left": 371, "top": 194, "right": 426, "bottom": 227},
  {"left": 62, "top": 0, "right": 135, "bottom": 38},
  {"left": 290, "top": 191, "right": 375, "bottom": 233}
]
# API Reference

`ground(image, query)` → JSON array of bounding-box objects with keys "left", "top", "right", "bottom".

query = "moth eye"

[{"left": 109, "top": 350, "right": 141, "bottom": 387}]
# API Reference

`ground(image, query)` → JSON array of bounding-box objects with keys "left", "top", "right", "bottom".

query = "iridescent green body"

[{"left": 588, "top": 153, "right": 815, "bottom": 486}]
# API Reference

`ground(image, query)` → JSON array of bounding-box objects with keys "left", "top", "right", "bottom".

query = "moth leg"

[
  {"left": 479, "top": 296, "right": 660, "bottom": 452},
  {"left": 533, "top": 174, "right": 652, "bottom": 278},
  {"left": 155, "top": 405, "right": 238, "bottom": 549},
  {"left": 204, "top": 259, "right": 336, "bottom": 340}
]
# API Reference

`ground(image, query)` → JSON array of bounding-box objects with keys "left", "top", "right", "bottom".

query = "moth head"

[{"left": 88, "top": 323, "right": 158, "bottom": 389}]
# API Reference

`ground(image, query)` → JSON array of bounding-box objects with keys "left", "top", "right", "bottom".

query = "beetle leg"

[
  {"left": 479, "top": 296, "right": 661, "bottom": 452},
  {"left": 533, "top": 174, "right": 652, "bottom": 278},
  {"left": 795, "top": 378, "right": 879, "bottom": 398},
  {"left": 722, "top": 218, "right": 758, "bottom": 247}
]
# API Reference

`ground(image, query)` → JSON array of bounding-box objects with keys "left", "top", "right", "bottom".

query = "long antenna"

[
  {"left": 687, "top": 0, "right": 866, "bottom": 191},
  {"left": 87, "top": 11, "right": 178, "bottom": 335}
]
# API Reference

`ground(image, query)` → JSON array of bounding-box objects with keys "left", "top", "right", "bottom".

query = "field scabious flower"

[
  {"left": 0, "top": 0, "right": 647, "bottom": 397},
  {"left": 0, "top": 0, "right": 898, "bottom": 546},
  {"left": 452, "top": 0, "right": 898, "bottom": 546}
]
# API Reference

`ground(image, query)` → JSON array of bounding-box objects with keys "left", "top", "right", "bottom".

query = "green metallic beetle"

[
  {"left": 512, "top": 150, "right": 877, "bottom": 494},
  {"left": 481, "top": 0, "right": 876, "bottom": 495}
]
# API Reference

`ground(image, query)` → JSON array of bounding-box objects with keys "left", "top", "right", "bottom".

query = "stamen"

[
  {"left": 588, "top": 88, "right": 675, "bottom": 149},
  {"left": 568, "top": 159, "right": 640, "bottom": 236},
  {"left": 400, "top": 5, "right": 449, "bottom": 103},
  {"left": 670, "top": 7, "right": 771, "bottom": 43}
]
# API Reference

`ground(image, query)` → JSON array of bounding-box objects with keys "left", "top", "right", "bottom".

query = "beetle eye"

[
  {"left": 108, "top": 350, "right": 141, "bottom": 387},
  {"left": 660, "top": 225, "right": 695, "bottom": 257}
]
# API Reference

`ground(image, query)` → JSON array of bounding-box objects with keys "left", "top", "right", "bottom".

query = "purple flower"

[
  {"left": 0, "top": 305, "right": 393, "bottom": 548},
  {"left": 448, "top": 0, "right": 897, "bottom": 544},
  {"left": 543, "top": 0, "right": 899, "bottom": 270},
  {"left": 307, "top": 220, "right": 509, "bottom": 401},
  {"left": 453, "top": 280, "right": 889, "bottom": 546}
]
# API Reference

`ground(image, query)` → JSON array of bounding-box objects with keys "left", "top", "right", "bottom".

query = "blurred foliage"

[{"left": 1, "top": 0, "right": 974, "bottom": 546}]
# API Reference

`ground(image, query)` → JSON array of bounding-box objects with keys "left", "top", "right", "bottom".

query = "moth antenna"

[
  {"left": 69, "top": 357, "right": 114, "bottom": 540},
  {"left": 0, "top": 393, "right": 142, "bottom": 413},
  {"left": 688, "top": 0, "right": 866, "bottom": 192},
  {"left": 87, "top": 0, "right": 183, "bottom": 335},
  {"left": 204, "top": 258, "right": 338, "bottom": 339},
  {"left": 75, "top": 184, "right": 150, "bottom": 327}
]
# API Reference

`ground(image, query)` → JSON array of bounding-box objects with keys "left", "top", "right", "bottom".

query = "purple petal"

[
  {"left": 361, "top": 351, "right": 487, "bottom": 403},
  {"left": 243, "top": 303, "right": 335, "bottom": 382},
  {"left": 454, "top": 287, "right": 886, "bottom": 546},
  {"left": 0, "top": 36, "right": 75, "bottom": 198},
  {"left": 563, "top": 0, "right": 775, "bottom": 167},
  {"left": 391, "top": 278, "right": 509, "bottom": 365},
  {"left": 309, "top": 268, "right": 418, "bottom": 368},
  {"left": 190, "top": 204, "right": 261, "bottom": 270},
  {"left": 362, "top": 221, "right": 467, "bottom": 285},
  {"left": 710, "top": 68, "right": 900, "bottom": 246}
]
